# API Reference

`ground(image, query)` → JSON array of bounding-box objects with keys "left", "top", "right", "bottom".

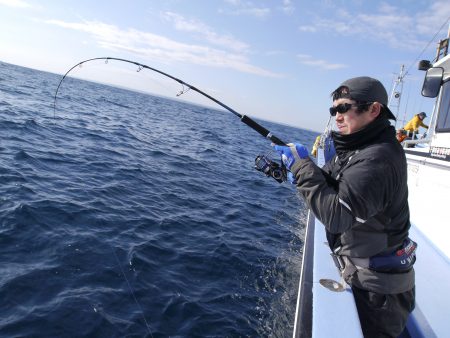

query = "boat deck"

[
  {"left": 293, "top": 213, "right": 363, "bottom": 338},
  {"left": 406, "top": 223, "right": 450, "bottom": 337},
  {"left": 293, "top": 212, "right": 450, "bottom": 337}
]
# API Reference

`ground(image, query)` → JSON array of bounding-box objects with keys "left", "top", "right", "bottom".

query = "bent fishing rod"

[
  {"left": 54, "top": 57, "right": 288, "bottom": 182},
  {"left": 53, "top": 57, "right": 287, "bottom": 146}
]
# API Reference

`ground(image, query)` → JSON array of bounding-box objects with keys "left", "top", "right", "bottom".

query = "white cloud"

[
  {"left": 297, "top": 54, "right": 347, "bottom": 70},
  {"left": 265, "top": 50, "right": 286, "bottom": 56},
  {"left": 304, "top": 11, "right": 418, "bottom": 50},
  {"left": 0, "top": 0, "right": 32, "bottom": 8},
  {"left": 298, "top": 25, "right": 317, "bottom": 33},
  {"left": 45, "top": 19, "right": 283, "bottom": 78},
  {"left": 281, "top": 0, "right": 295, "bottom": 15},
  {"left": 224, "top": 0, "right": 241, "bottom": 5},
  {"left": 297, "top": 1, "right": 450, "bottom": 51},
  {"left": 220, "top": 0, "right": 271, "bottom": 18},
  {"left": 378, "top": 2, "right": 397, "bottom": 14},
  {"left": 162, "top": 12, "right": 249, "bottom": 52},
  {"left": 416, "top": 1, "right": 450, "bottom": 36},
  {"left": 235, "top": 7, "right": 271, "bottom": 18}
]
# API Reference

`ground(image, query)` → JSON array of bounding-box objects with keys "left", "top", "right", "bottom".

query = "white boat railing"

[{"left": 402, "top": 138, "right": 430, "bottom": 147}]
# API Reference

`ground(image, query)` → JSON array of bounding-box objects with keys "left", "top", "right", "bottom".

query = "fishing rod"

[
  {"left": 54, "top": 57, "right": 288, "bottom": 182},
  {"left": 54, "top": 57, "right": 287, "bottom": 145}
]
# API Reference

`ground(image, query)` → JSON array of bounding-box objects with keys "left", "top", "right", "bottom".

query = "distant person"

[
  {"left": 274, "top": 76, "right": 415, "bottom": 337},
  {"left": 311, "top": 135, "right": 335, "bottom": 162},
  {"left": 403, "top": 112, "right": 428, "bottom": 137},
  {"left": 311, "top": 135, "right": 321, "bottom": 157},
  {"left": 396, "top": 129, "right": 407, "bottom": 143}
]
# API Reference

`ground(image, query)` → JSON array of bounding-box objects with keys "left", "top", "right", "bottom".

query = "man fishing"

[{"left": 274, "top": 77, "right": 416, "bottom": 337}]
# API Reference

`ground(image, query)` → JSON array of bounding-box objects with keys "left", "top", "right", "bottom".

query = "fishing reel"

[{"left": 254, "top": 153, "right": 287, "bottom": 183}]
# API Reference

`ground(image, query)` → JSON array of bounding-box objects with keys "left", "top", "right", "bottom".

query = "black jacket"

[{"left": 291, "top": 118, "right": 414, "bottom": 293}]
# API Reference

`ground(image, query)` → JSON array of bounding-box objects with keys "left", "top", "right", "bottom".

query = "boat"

[{"left": 293, "top": 28, "right": 450, "bottom": 337}]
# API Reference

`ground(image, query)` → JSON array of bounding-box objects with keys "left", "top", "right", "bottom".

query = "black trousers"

[{"left": 352, "top": 286, "right": 415, "bottom": 338}]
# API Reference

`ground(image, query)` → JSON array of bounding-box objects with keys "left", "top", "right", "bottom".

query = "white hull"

[
  {"left": 406, "top": 149, "right": 450, "bottom": 259},
  {"left": 405, "top": 148, "right": 450, "bottom": 337},
  {"left": 293, "top": 151, "right": 450, "bottom": 338}
]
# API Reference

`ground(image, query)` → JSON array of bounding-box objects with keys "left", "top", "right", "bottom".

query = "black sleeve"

[{"left": 291, "top": 156, "right": 394, "bottom": 234}]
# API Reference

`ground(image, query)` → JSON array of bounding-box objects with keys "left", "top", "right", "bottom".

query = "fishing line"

[
  {"left": 108, "top": 243, "right": 154, "bottom": 337},
  {"left": 53, "top": 57, "right": 287, "bottom": 146},
  {"left": 53, "top": 58, "right": 290, "bottom": 331}
]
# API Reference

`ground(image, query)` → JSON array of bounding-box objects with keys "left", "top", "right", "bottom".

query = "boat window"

[{"left": 436, "top": 80, "right": 450, "bottom": 132}]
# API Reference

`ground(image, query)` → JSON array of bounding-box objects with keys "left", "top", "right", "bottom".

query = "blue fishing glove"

[
  {"left": 287, "top": 172, "right": 297, "bottom": 185},
  {"left": 273, "top": 143, "right": 309, "bottom": 170}
]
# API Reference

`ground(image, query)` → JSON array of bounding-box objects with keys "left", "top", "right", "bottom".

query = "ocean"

[{"left": 0, "top": 60, "right": 318, "bottom": 337}]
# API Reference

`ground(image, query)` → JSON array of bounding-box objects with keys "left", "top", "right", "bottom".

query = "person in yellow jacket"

[{"left": 403, "top": 112, "right": 428, "bottom": 136}]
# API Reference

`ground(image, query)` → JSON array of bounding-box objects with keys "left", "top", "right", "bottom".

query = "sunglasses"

[{"left": 329, "top": 102, "right": 372, "bottom": 116}]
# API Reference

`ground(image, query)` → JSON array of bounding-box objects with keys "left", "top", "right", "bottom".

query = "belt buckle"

[{"left": 331, "top": 253, "right": 345, "bottom": 271}]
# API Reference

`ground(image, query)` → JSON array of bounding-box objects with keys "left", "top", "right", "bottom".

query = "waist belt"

[
  {"left": 349, "top": 257, "right": 369, "bottom": 269},
  {"left": 330, "top": 253, "right": 361, "bottom": 282},
  {"left": 331, "top": 238, "right": 417, "bottom": 280}
]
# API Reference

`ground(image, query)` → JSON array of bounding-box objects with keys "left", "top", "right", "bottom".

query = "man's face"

[{"left": 332, "top": 98, "right": 376, "bottom": 135}]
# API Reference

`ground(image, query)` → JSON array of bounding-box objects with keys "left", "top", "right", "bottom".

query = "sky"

[{"left": 0, "top": 0, "right": 449, "bottom": 132}]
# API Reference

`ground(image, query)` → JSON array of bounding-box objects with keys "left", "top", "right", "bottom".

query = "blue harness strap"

[{"left": 369, "top": 238, "right": 417, "bottom": 272}]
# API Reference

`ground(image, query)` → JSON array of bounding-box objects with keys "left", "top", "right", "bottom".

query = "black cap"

[
  {"left": 418, "top": 112, "right": 427, "bottom": 117},
  {"left": 339, "top": 76, "right": 396, "bottom": 120}
]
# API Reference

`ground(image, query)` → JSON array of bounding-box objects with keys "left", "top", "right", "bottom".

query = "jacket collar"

[{"left": 332, "top": 117, "right": 393, "bottom": 156}]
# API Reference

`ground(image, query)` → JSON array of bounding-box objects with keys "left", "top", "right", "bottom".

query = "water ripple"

[{"left": 0, "top": 60, "right": 318, "bottom": 337}]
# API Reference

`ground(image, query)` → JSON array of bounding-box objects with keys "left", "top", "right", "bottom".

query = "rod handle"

[{"left": 241, "top": 115, "right": 287, "bottom": 145}]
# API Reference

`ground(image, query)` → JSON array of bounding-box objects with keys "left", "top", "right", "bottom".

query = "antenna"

[{"left": 388, "top": 64, "right": 406, "bottom": 127}]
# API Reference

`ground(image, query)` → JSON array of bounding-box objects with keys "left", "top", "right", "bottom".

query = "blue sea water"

[{"left": 0, "top": 60, "right": 318, "bottom": 337}]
